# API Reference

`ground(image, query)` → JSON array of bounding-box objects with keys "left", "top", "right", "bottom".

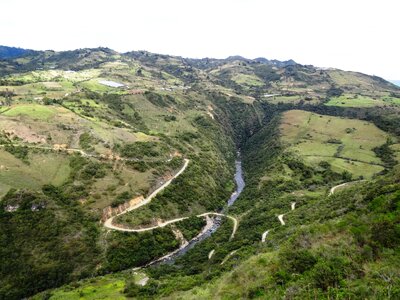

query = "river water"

[{"left": 152, "top": 158, "right": 245, "bottom": 265}]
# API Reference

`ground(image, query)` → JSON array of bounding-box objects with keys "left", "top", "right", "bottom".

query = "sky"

[{"left": 1, "top": 0, "right": 399, "bottom": 79}]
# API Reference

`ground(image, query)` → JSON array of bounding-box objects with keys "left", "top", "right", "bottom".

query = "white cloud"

[{"left": 1, "top": 0, "right": 399, "bottom": 79}]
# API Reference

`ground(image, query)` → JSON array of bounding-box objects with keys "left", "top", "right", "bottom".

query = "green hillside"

[{"left": 0, "top": 47, "right": 399, "bottom": 300}]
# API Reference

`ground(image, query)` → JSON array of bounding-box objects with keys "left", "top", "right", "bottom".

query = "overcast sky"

[{"left": 1, "top": 0, "right": 399, "bottom": 79}]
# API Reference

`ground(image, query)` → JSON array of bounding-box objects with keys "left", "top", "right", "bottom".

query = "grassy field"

[
  {"left": 0, "top": 101, "right": 160, "bottom": 208},
  {"left": 325, "top": 95, "right": 386, "bottom": 107},
  {"left": 325, "top": 94, "right": 400, "bottom": 108},
  {"left": 231, "top": 73, "right": 264, "bottom": 87},
  {"left": 279, "top": 110, "right": 396, "bottom": 178},
  {"left": 39, "top": 276, "right": 126, "bottom": 300},
  {"left": 0, "top": 80, "right": 76, "bottom": 100},
  {"left": 0, "top": 150, "right": 71, "bottom": 198},
  {"left": 391, "top": 143, "right": 400, "bottom": 162},
  {"left": 32, "top": 272, "right": 150, "bottom": 300},
  {"left": 124, "top": 92, "right": 198, "bottom": 136},
  {"left": 2, "top": 104, "right": 58, "bottom": 120},
  {"left": 77, "top": 78, "right": 120, "bottom": 93}
]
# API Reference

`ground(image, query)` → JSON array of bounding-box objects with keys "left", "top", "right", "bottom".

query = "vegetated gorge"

[{"left": 0, "top": 45, "right": 399, "bottom": 299}]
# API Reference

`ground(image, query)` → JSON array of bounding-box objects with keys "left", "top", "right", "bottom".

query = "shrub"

[
  {"left": 311, "top": 257, "right": 348, "bottom": 290},
  {"left": 281, "top": 249, "right": 317, "bottom": 274},
  {"left": 111, "top": 191, "right": 132, "bottom": 207}
]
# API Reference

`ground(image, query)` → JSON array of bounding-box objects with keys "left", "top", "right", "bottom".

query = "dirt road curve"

[
  {"left": 329, "top": 180, "right": 365, "bottom": 196},
  {"left": 102, "top": 158, "right": 239, "bottom": 269},
  {"left": 278, "top": 214, "right": 285, "bottom": 225},
  {"left": 104, "top": 159, "right": 190, "bottom": 231},
  {"left": 261, "top": 230, "right": 270, "bottom": 243}
]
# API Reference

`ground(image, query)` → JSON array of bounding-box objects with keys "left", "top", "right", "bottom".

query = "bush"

[
  {"left": 311, "top": 257, "right": 348, "bottom": 290},
  {"left": 120, "top": 142, "right": 160, "bottom": 159},
  {"left": 81, "top": 162, "right": 106, "bottom": 180},
  {"left": 111, "top": 191, "right": 132, "bottom": 207},
  {"left": 79, "top": 132, "right": 94, "bottom": 150},
  {"left": 327, "top": 138, "right": 342, "bottom": 144},
  {"left": 5, "top": 144, "right": 29, "bottom": 162},
  {"left": 127, "top": 160, "right": 149, "bottom": 172},
  {"left": 281, "top": 249, "right": 317, "bottom": 274},
  {"left": 164, "top": 115, "right": 176, "bottom": 122}
]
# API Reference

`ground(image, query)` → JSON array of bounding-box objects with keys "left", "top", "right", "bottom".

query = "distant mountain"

[
  {"left": 0, "top": 46, "right": 35, "bottom": 59},
  {"left": 0, "top": 45, "right": 398, "bottom": 96},
  {"left": 390, "top": 80, "right": 400, "bottom": 87}
]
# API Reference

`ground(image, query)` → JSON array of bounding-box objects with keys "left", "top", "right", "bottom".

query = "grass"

[
  {"left": 78, "top": 78, "right": 127, "bottom": 93},
  {"left": 266, "top": 95, "right": 300, "bottom": 103},
  {"left": 267, "top": 95, "right": 321, "bottom": 105},
  {"left": 382, "top": 95, "right": 400, "bottom": 105},
  {"left": 33, "top": 272, "right": 149, "bottom": 300},
  {"left": 325, "top": 95, "right": 387, "bottom": 107},
  {"left": 306, "top": 156, "right": 384, "bottom": 179},
  {"left": 280, "top": 110, "right": 394, "bottom": 178},
  {"left": 88, "top": 167, "right": 152, "bottom": 209},
  {"left": 0, "top": 80, "right": 76, "bottom": 100},
  {"left": 391, "top": 143, "right": 400, "bottom": 162},
  {"left": 0, "top": 150, "right": 71, "bottom": 198},
  {"left": 231, "top": 74, "right": 264, "bottom": 87},
  {"left": 4, "top": 69, "right": 101, "bottom": 84},
  {"left": 2, "top": 104, "right": 57, "bottom": 120},
  {"left": 41, "top": 276, "right": 126, "bottom": 300},
  {"left": 125, "top": 93, "right": 197, "bottom": 136}
]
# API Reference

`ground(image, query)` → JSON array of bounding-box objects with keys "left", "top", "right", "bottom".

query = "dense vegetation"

[
  {"left": 105, "top": 228, "right": 179, "bottom": 272},
  {"left": 0, "top": 189, "right": 100, "bottom": 299}
]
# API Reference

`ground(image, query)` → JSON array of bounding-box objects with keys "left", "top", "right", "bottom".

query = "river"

[{"left": 152, "top": 158, "right": 245, "bottom": 265}]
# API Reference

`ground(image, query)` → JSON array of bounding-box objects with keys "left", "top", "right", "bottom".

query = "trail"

[
  {"left": 220, "top": 250, "right": 238, "bottom": 265},
  {"left": 102, "top": 158, "right": 239, "bottom": 269},
  {"left": 261, "top": 180, "right": 367, "bottom": 242},
  {"left": 261, "top": 230, "right": 270, "bottom": 243},
  {"left": 329, "top": 180, "right": 365, "bottom": 196},
  {"left": 137, "top": 276, "right": 149, "bottom": 286},
  {"left": 278, "top": 214, "right": 285, "bottom": 225},
  {"left": 105, "top": 210, "right": 238, "bottom": 240},
  {"left": 0, "top": 143, "right": 140, "bottom": 162},
  {"left": 104, "top": 159, "right": 190, "bottom": 231},
  {"left": 208, "top": 249, "right": 215, "bottom": 260},
  {"left": 261, "top": 202, "right": 295, "bottom": 242}
]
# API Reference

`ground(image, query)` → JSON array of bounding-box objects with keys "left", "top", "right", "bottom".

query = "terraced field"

[{"left": 280, "top": 110, "right": 398, "bottom": 178}]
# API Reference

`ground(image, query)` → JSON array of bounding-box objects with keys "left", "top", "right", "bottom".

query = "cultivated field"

[{"left": 279, "top": 110, "right": 398, "bottom": 178}]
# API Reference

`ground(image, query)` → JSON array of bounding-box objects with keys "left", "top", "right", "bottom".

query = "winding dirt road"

[
  {"left": 261, "top": 230, "right": 270, "bottom": 243},
  {"left": 329, "top": 182, "right": 349, "bottom": 196},
  {"left": 220, "top": 250, "right": 238, "bottom": 265},
  {"left": 102, "top": 158, "right": 239, "bottom": 267},
  {"left": 261, "top": 202, "right": 296, "bottom": 242},
  {"left": 261, "top": 179, "right": 367, "bottom": 242},
  {"left": 278, "top": 214, "right": 285, "bottom": 225},
  {"left": 104, "top": 159, "right": 190, "bottom": 231},
  {"left": 0, "top": 143, "right": 140, "bottom": 162},
  {"left": 329, "top": 180, "right": 365, "bottom": 196},
  {"left": 103, "top": 158, "right": 237, "bottom": 238}
]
